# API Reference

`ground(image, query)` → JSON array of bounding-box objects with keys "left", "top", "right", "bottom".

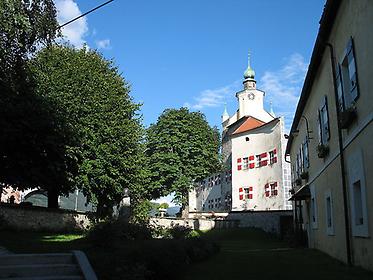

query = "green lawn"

[
  {"left": 185, "top": 228, "right": 373, "bottom": 280},
  {"left": 0, "top": 231, "right": 87, "bottom": 253},
  {"left": 1, "top": 229, "right": 372, "bottom": 280}
]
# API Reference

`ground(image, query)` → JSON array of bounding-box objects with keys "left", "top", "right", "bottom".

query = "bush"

[
  {"left": 86, "top": 219, "right": 219, "bottom": 279},
  {"left": 88, "top": 218, "right": 152, "bottom": 246},
  {"left": 89, "top": 236, "right": 219, "bottom": 280},
  {"left": 169, "top": 225, "right": 193, "bottom": 239}
]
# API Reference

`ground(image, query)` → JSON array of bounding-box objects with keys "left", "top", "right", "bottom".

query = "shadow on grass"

[
  {"left": 184, "top": 228, "right": 373, "bottom": 280},
  {"left": 0, "top": 229, "right": 218, "bottom": 280},
  {"left": 0, "top": 230, "right": 88, "bottom": 254},
  {"left": 2, "top": 228, "right": 372, "bottom": 280}
]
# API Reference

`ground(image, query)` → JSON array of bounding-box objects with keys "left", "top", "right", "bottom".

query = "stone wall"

[
  {"left": 188, "top": 210, "right": 293, "bottom": 235},
  {"left": 226, "top": 210, "right": 292, "bottom": 234},
  {"left": 150, "top": 217, "right": 239, "bottom": 231},
  {"left": 0, "top": 203, "right": 92, "bottom": 232}
]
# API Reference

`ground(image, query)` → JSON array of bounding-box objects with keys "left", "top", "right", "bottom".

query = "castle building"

[{"left": 189, "top": 55, "right": 292, "bottom": 213}]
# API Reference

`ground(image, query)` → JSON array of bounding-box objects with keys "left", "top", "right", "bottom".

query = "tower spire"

[
  {"left": 222, "top": 103, "right": 229, "bottom": 123},
  {"left": 244, "top": 50, "right": 255, "bottom": 80},
  {"left": 247, "top": 51, "right": 251, "bottom": 69},
  {"left": 270, "top": 101, "right": 276, "bottom": 117}
]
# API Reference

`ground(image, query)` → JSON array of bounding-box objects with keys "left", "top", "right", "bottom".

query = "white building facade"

[{"left": 189, "top": 55, "right": 292, "bottom": 213}]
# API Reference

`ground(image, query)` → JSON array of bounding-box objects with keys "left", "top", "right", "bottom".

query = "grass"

[
  {"left": 185, "top": 228, "right": 373, "bottom": 280},
  {"left": 0, "top": 229, "right": 217, "bottom": 280},
  {"left": 1, "top": 228, "right": 372, "bottom": 280},
  {"left": 0, "top": 231, "right": 87, "bottom": 253}
]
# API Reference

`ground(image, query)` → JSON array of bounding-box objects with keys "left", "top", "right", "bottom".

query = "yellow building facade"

[{"left": 286, "top": 0, "right": 373, "bottom": 271}]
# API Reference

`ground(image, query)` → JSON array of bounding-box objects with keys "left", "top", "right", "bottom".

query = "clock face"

[{"left": 248, "top": 93, "right": 255, "bottom": 100}]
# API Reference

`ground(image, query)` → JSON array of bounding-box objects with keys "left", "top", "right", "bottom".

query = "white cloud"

[
  {"left": 152, "top": 193, "right": 179, "bottom": 207},
  {"left": 96, "top": 39, "right": 111, "bottom": 50},
  {"left": 55, "top": 0, "right": 88, "bottom": 48},
  {"left": 184, "top": 53, "right": 307, "bottom": 130},
  {"left": 260, "top": 53, "right": 308, "bottom": 129},
  {"left": 186, "top": 80, "right": 241, "bottom": 110}
]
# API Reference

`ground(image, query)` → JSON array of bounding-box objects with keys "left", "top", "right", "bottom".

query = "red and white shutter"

[
  {"left": 265, "top": 184, "right": 270, "bottom": 197},
  {"left": 260, "top": 152, "right": 268, "bottom": 167},
  {"left": 237, "top": 158, "right": 242, "bottom": 171},
  {"left": 272, "top": 149, "right": 278, "bottom": 164},
  {"left": 248, "top": 186, "right": 253, "bottom": 199},
  {"left": 239, "top": 187, "right": 243, "bottom": 200},
  {"left": 249, "top": 155, "right": 255, "bottom": 169},
  {"left": 271, "top": 182, "right": 278, "bottom": 196}
]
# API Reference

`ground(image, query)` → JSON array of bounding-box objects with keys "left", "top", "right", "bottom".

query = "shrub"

[
  {"left": 169, "top": 225, "right": 193, "bottom": 239},
  {"left": 88, "top": 218, "right": 152, "bottom": 246}
]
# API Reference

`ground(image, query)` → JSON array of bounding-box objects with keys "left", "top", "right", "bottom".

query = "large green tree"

[
  {"left": 30, "top": 45, "right": 146, "bottom": 215},
  {"left": 0, "top": 0, "right": 63, "bottom": 206},
  {"left": 146, "top": 108, "right": 221, "bottom": 206},
  {"left": 0, "top": 0, "right": 58, "bottom": 87}
]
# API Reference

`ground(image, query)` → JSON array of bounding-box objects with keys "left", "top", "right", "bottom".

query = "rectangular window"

[
  {"left": 265, "top": 183, "right": 278, "bottom": 197},
  {"left": 303, "top": 139, "right": 309, "bottom": 168},
  {"left": 325, "top": 191, "right": 334, "bottom": 235},
  {"left": 242, "top": 157, "right": 249, "bottom": 170},
  {"left": 256, "top": 155, "right": 261, "bottom": 168},
  {"left": 311, "top": 198, "right": 316, "bottom": 223},
  {"left": 244, "top": 187, "right": 253, "bottom": 200},
  {"left": 269, "top": 149, "right": 277, "bottom": 165},
  {"left": 353, "top": 181, "right": 364, "bottom": 226},
  {"left": 318, "top": 96, "right": 330, "bottom": 145},
  {"left": 310, "top": 185, "right": 318, "bottom": 229},
  {"left": 337, "top": 38, "right": 359, "bottom": 111},
  {"left": 270, "top": 182, "right": 278, "bottom": 196},
  {"left": 295, "top": 154, "right": 300, "bottom": 179},
  {"left": 256, "top": 153, "right": 268, "bottom": 168},
  {"left": 348, "top": 150, "right": 368, "bottom": 237}
]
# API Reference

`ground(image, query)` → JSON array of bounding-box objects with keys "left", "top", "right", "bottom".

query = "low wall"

[
  {"left": 227, "top": 210, "right": 293, "bottom": 234},
  {"left": 188, "top": 210, "right": 293, "bottom": 235},
  {"left": 150, "top": 217, "right": 239, "bottom": 231},
  {"left": 0, "top": 203, "right": 92, "bottom": 232}
]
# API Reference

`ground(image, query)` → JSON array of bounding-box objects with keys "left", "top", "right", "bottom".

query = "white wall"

[{"left": 231, "top": 118, "right": 287, "bottom": 211}]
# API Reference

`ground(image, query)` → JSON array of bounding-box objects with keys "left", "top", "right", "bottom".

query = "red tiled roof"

[{"left": 232, "top": 117, "right": 265, "bottom": 135}]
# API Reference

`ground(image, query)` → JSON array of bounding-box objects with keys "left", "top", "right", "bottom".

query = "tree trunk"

[{"left": 47, "top": 188, "right": 59, "bottom": 208}]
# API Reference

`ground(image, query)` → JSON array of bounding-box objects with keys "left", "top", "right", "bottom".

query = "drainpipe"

[{"left": 325, "top": 42, "right": 352, "bottom": 266}]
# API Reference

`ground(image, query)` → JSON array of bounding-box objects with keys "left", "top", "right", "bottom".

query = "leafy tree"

[
  {"left": 0, "top": 0, "right": 64, "bottom": 207},
  {"left": 30, "top": 45, "right": 146, "bottom": 215},
  {"left": 146, "top": 108, "right": 221, "bottom": 206},
  {"left": 0, "top": 0, "right": 58, "bottom": 88},
  {"left": 159, "top": 202, "right": 169, "bottom": 209}
]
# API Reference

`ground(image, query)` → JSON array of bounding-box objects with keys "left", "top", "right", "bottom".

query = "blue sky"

[
  {"left": 55, "top": 0, "right": 325, "bottom": 129},
  {"left": 55, "top": 0, "right": 326, "bottom": 206}
]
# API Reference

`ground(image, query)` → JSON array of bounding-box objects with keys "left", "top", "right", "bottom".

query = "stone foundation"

[{"left": 0, "top": 203, "right": 92, "bottom": 232}]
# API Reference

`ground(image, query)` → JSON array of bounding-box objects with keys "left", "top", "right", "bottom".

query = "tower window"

[{"left": 242, "top": 157, "right": 249, "bottom": 170}]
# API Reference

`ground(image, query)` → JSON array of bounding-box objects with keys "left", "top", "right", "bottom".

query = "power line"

[{"left": 58, "top": 0, "right": 114, "bottom": 29}]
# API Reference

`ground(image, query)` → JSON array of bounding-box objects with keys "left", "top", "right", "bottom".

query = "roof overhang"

[
  {"left": 289, "top": 184, "right": 310, "bottom": 201},
  {"left": 285, "top": 0, "right": 341, "bottom": 155},
  {"left": 232, "top": 117, "right": 280, "bottom": 137}
]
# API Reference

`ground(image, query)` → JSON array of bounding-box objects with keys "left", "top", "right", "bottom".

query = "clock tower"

[{"left": 234, "top": 52, "right": 273, "bottom": 123}]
